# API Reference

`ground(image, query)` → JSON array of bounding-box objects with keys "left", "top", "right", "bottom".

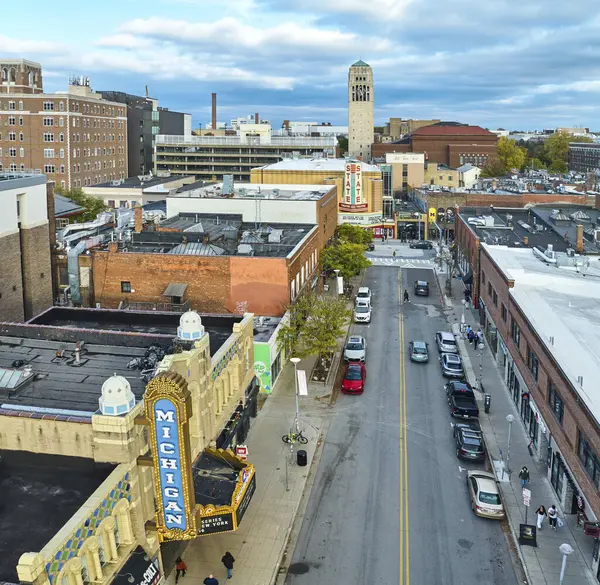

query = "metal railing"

[
  {"left": 121, "top": 300, "right": 190, "bottom": 312},
  {"left": 156, "top": 134, "right": 336, "bottom": 148}
]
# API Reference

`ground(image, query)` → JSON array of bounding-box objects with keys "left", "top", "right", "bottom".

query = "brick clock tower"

[{"left": 348, "top": 60, "right": 374, "bottom": 161}]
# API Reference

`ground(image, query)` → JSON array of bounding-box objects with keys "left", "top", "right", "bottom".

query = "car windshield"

[
  {"left": 417, "top": 281, "right": 428, "bottom": 286},
  {"left": 463, "top": 437, "right": 483, "bottom": 450},
  {"left": 347, "top": 342, "right": 363, "bottom": 350},
  {"left": 357, "top": 292, "right": 369, "bottom": 298},
  {"left": 447, "top": 361, "right": 462, "bottom": 370},
  {"left": 443, "top": 338, "right": 457, "bottom": 346},
  {"left": 413, "top": 347, "right": 427, "bottom": 354},
  {"left": 356, "top": 306, "right": 369, "bottom": 313},
  {"left": 346, "top": 367, "right": 362, "bottom": 380},
  {"left": 479, "top": 491, "right": 501, "bottom": 506}
]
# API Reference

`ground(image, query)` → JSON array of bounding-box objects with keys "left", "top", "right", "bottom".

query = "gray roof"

[
  {"left": 162, "top": 283, "right": 188, "bottom": 297},
  {"left": 54, "top": 194, "right": 84, "bottom": 217}
]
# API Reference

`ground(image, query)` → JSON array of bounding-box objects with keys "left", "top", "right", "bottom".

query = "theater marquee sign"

[{"left": 340, "top": 161, "right": 368, "bottom": 212}]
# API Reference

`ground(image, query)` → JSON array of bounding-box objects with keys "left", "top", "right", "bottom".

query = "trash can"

[
  {"left": 297, "top": 449, "right": 307, "bottom": 467},
  {"left": 484, "top": 393, "right": 491, "bottom": 414}
]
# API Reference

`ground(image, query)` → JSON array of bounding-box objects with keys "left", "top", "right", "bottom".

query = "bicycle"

[{"left": 282, "top": 430, "right": 308, "bottom": 444}]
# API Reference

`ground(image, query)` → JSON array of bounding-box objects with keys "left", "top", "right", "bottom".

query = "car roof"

[
  {"left": 348, "top": 336, "right": 364, "bottom": 344},
  {"left": 358, "top": 287, "right": 370, "bottom": 293},
  {"left": 448, "top": 380, "right": 472, "bottom": 391},
  {"left": 444, "top": 353, "right": 462, "bottom": 363},
  {"left": 455, "top": 421, "right": 481, "bottom": 432},
  {"left": 470, "top": 472, "right": 499, "bottom": 493},
  {"left": 412, "top": 340, "right": 427, "bottom": 348},
  {"left": 355, "top": 301, "right": 370, "bottom": 308},
  {"left": 416, "top": 280, "right": 429, "bottom": 286},
  {"left": 438, "top": 331, "right": 455, "bottom": 340},
  {"left": 347, "top": 362, "right": 363, "bottom": 370}
]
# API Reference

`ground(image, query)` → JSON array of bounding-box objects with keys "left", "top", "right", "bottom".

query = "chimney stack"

[
  {"left": 576, "top": 224, "right": 584, "bottom": 253},
  {"left": 108, "top": 241, "right": 118, "bottom": 253},
  {"left": 255, "top": 112, "right": 259, "bottom": 124},
  {"left": 134, "top": 205, "right": 143, "bottom": 233},
  {"left": 211, "top": 93, "right": 217, "bottom": 130}
]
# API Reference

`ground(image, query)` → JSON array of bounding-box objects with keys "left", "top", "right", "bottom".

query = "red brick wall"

[
  {"left": 479, "top": 246, "right": 600, "bottom": 516},
  {"left": 454, "top": 214, "right": 481, "bottom": 305}
]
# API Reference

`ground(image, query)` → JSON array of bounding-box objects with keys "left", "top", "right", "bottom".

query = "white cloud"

[{"left": 0, "top": 34, "right": 65, "bottom": 54}]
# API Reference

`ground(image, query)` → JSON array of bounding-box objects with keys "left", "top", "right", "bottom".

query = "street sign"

[{"left": 523, "top": 488, "right": 531, "bottom": 506}]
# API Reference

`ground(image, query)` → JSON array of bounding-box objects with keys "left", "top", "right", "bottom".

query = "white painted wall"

[{"left": 0, "top": 180, "right": 48, "bottom": 236}]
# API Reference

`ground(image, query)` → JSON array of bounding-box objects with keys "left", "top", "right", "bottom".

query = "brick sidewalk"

[{"left": 436, "top": 267, "right": 597, "bottom": 585}]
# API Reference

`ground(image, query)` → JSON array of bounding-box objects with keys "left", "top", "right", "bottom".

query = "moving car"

[
  {"left": 454, "top": 422, "right": 486, "bottom": 461},
  {"left": 344, "top": 335, "right": 367, "bottom": 362},
  {"left": 409, "top": 340, "right": 429, "bottom": 363},
  {"left": 446, "top": 381, "right": 479, "bottom": 419},
  {"left": 341, "top": 362, "right": 366, "bottom": 394},
  {"left": 356, "top": 287, "right": 372, "bottom": 305},
  {"left": 414, "top": 280, "right": 430, "bottom": 296},
  {"left": 354, "top": 301, "right": 372, "bottom": 323},
  {"left": 466, "top": 471, "right": 505, "bottom": 519},
  {"left": 409, "top": 240, "right": 433, "bottom": 250},
  {"left": 440, "top": 353, "right": 464, "bottom": 378},
  {"left": 435, "top": 331, "right": 458, "bottom": 354}
]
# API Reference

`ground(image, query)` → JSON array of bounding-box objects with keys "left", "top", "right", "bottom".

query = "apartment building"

[{"left": 0, "top": 59, "right": 128, "bottom": 189}]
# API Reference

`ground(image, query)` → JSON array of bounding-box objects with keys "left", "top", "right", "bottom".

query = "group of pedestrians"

[
  {"left": 518, "top": 466, "right": 562, "bottom": 532},
  {"left": 175, "top": 551, "right": 236, "bottom": 585},
  {"left": 465, "top": 325, "right": 484, "bottom": 348}
]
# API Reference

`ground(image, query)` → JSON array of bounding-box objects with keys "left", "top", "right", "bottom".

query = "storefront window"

[
  {"left": 578, "top": 432, "right": 600, "bottom": 488},
  {"left": 551, "top": 452, "right": 565, "bottom": 496}
]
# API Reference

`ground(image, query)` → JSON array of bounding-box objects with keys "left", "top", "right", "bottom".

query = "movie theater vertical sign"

[
  {"left": 340, "top": 162, "right": 368, "bottom": 212},
  {"left": 145, "top": 372, "right": 197, "bottom": 542}
]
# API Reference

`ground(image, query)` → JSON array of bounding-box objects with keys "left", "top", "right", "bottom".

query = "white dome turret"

[
  {"left": 177, "top": 310, "right": 205, "bottom": 340},
  {"left": 99, "top": 373, "right": 136, "bottom": 416}
]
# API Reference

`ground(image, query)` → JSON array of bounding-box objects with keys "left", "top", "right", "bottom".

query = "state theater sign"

[{"left": 339, "top": 161, "right": 368, "bottom": 212}]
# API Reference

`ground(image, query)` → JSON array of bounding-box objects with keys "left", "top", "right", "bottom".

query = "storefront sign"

[
  {"left": 112, "top": 547, "right": 161, "bottom": 585},
  {"left": 338, "top": 212, "right": 383, "bottom": 226},
  {"left": 198, "top": 513, "right": 234, "bottom": 535},
  {"left": 385, "top": 153, "right": 425, "bottom": 164},
  {"left": 428, "top": 207, "right": 437, "bottom": 223},
  {"left": 145, "top": 373, "right": 197, "bottom": 542},
  {"left": 236, "top": 474, "right": 256, "bottom": 525},
  {"left": 254, "top": 343, "right": 272, "bottom": 393},
  {"left": 340, "top": 162, "right": 366, "bottom": 211}
]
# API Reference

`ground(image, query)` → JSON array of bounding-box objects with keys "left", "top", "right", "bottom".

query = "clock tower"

[{"left": 348, "top": 60, "right": 374, "bottom": 160}]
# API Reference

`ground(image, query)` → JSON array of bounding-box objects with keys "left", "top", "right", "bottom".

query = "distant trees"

[
  {"left": 55, "top": 186, "right": 108, "bottom": 222},
  {"left": 517, "top": 132, "right": 594, "bottom": 173},
  {"left": 481, "top": 137, "right": 526, "bottom": 177},
  {"left": 337, "top": 135, "right": 348, "bottom": 156}
]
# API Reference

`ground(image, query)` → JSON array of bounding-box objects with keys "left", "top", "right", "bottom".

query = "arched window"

[
  {"left": 59, "top": 101, "right": 64, "bottom": 111},
  {"left": 60, "top": 165, "right": 65, "bottom": 174},
  {"left": 20, "top": 164, "right": 24, "bottom": 171},
  {"left": 1, "top": 68, "right": 7, "bottom": 81},
  {"left": 28, "top": 71, "right": 32, "bottom": 85},
  {"left": 9, "top": 68, "right": 15, "bottom": 82}
]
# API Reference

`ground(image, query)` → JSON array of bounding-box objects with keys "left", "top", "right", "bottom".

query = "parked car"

[
  {"left": 466, "top": 471, "right": 505, "bottom": 519},
  {"left": 344, "top": 335, "right": 367, "bottom": 362},
  {"left": 356, "top": 287, "right": 372, "bottom": 305},
  {"left": 409, "top": 340, "right": 429, "bottom": 363},
  {"left": 354, "top": 301, "right": 372, "bottom": 323},
  {"left": 409, "top": 240, "right": 433, "bottom": 250},
  {"left": 341, "top": 362, "right": 366, "bottom": 394},
  {"left": 440, "top": 353, "right": 464, "bottom": 378},
  {"left": 446, "top": 381, "right": 479, "bottom": 419},
  {"left": 454, "top": 422, "right": 486, "bottom": 461},
  {"left": 435, "top": 331, "right": 458, "bottom": 353},
  {"left": 414, "top": 280, "right": 430, "bottom": 296}
]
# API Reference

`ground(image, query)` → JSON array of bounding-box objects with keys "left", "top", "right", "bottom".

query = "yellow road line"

[{"left": 398, "top": 269, "right": 410, "bottom": 585}]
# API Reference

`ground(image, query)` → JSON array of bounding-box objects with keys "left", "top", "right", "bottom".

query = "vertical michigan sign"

[{"left": 145, "top": 372, "right": 197, "bottom": 542}]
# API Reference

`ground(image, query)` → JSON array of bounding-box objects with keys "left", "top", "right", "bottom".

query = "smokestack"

[
  {"left": 255, "top": 112, "right": 259, "bottom": 124},
  {"left": 134, "top": 205, "right": 143, "bottom": 233},
  {"left": 576, "top": 224, "right": 584, "bottom": 253},
  {"left": 211, "top": 93, "right": 217, "bottom": 130},
  {"left": 283, "top": 119, "right": 290, "bottom": 130}
]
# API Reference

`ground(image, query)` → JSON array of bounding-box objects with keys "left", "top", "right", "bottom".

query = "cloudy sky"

[{"left": 5, "top": 0, "right": 600, "bottom": 130}]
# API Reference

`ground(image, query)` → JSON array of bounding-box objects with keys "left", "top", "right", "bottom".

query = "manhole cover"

[
  {"left": 458, "top": 539, "right": 473, "bottom": 549},
  {"left": 287, "top": 563, "right": 310, "bottom": 575}
]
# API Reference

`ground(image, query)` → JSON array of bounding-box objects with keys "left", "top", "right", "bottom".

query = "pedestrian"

[
  {"left": 221, "top": 552, "right": 235, "bottom": 579},
  {"left": 403, "top": 289, "right": 409, "bottom": 303},
  {"left": 476, "top": 329, "right": 484, "bottom": 345},
  {"left": 467, "top": 329, "right": 475, "bottom": 345},
  {"left": 518, "top": 466, "right": 530, "bottom": 489},
  {"left": 203, "top": 575, "right": 219, "bottom": 585},
  {"left": 465, "top": 325, "right": 472, "bottom": 338},
  {"left": 393, "top": 249, "right": 396, "bottom": 257},
  {"left": 175, "top": 558, "right": 187, "bottom": 584},
  {"left": 536, "top": 505, "right": 547, "bottom": 530},
  {"left": 548, "top": 504, "right": 558, "bottom": 530}
]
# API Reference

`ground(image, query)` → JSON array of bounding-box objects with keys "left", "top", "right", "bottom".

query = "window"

[
  {"left": 43, "top": 101, "right": 55, "bottom": 111},
  {"left": 59, "top": 101, "right": 64, "bottom": 112},
  {"left": 501, "top": 303, "right": 507, "bottom": 322},
  {"left": 60, "top": 149, "right": 64, "bottom": 159},
  {"left": 578, "top": 432, "right": 600, "bottom": 488},
  {"left": 481, "top": 271, "right": 486, "bottom": 284},
  {"left": 526, "top": 344, "right": 539, "bottom": 381},
  {"left": 8, "top": 132, "right": 15, "bottom": 141},
  {"left": 108, "top": 200, "right": 115, "bottom": 208},
  {"left": 61, "top": 180, "right": 66, "bottom": 189},
  {"left": 511, "top": 317, "right": 520, "bottom": 348},
  {"left": 44, "top": 148, "right": 55, "bottom": 158},
  {"left": 59, "top": 117, "right": 64, "bottom": 127},
  {"left": 487, "top": 282, "right": 492, "bottom": 296},
  {"left": 548, "top": 381, "right": 563, "bottom": 424},
  {"left": 43, "top": 133, "right": 54, "bottom": 142},
  {"left": 19, "top": 132, "right": 24, "bottom": 141},
  {"left": 18, "top": 116, "right": 23, "bottom": 126},
  {"left": 121, "top": 281, "right": 131, "bottom": 293},
  {"left": 19, "top": 148, "right": 24, "bottom": 158},
  {"left": 44, "top": 164, "right": 56, "bottom": 173},
  {"left": 8, "top": 116, "right": 15, "bottom": 126},
  {"left": 9, "top": 163, "right": 16, "bottom": 171},
  {"left": 18, "top": 100, "right": 23, "bottom": 111},
  {"left": 60, "top": 165, "right": 65, "bottom": 174},
  {"left": 60, "top": 133, "right": 64, "bottom": 142},
  {"left": 9, "top": 147, "right": 16, "bottom": 157},
  {"left": 8, "top": 101, "right": 15, "bottom": 110},
  {"left": 19, "top": 163, "right": 24, "bottom": 171},
  {"left": 43, "top": 117, "right": 54, "bottom": 126}
]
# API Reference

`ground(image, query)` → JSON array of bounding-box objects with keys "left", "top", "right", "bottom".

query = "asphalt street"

[{"left": 285, "top": 259, "right": 519, "bottom": 584}]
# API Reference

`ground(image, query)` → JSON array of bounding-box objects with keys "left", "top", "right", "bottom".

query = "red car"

[{"left": 341, "top": 362, "right": 366, "bottom": 394}]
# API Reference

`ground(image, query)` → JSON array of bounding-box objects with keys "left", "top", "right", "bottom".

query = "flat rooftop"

[
  {"left": 0, "top": 451, "right": 114, "bottom": 583},
  {"left": 0, "top": 308, "right": 241, "bottom": 412},
  {"left": 483, "top": 244, "right": 600, "bottom": 424},
  {"left": 531, "top": 206, "right": 600, "bottom": 254},
  {"left": 0, "top": 171, "right": 46, "bottom": 189},
  {"left": 171, "top": 182, "right": 333, "bottom": 202},
  {"left": 460, "top": 208, "right": 570, "bottom": 251},
  {"left": 256, "top": 157, "right": 380, "bottom": 173},
  {"left": 253, "top": 316, "right": 282, "bottom": 343},
  {"left": 92, "top": 175, "right": 188, "bottom": 189},
  {"left": 106, "top": 214, "right": 316, "bottom": 258}
]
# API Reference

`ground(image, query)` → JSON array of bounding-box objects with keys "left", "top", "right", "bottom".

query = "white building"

[
  {"left": 348, "top": 60, "right": 374, "bottom": 160},
  {"left": 456, "top": 164, "right": 481, "bottom": 189}
]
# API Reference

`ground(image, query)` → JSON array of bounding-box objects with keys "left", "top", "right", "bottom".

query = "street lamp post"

[
  {"left": 478, "top": 342, "right": 485, "bottom": 391},
  {"left": 559, "top": 543, "right": 574, "bottom": 585},
  {"left": 506, "top": 414, "right": 515, "bottom": 475},
  {"left": 460, "top": 299, "right": 467, "bottom": 336},
  {"left": 290, "top": 357, "right": 301, "bottom": 433}
]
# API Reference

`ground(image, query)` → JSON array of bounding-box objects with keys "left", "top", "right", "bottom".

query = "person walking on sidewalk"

[
  {"left": 403, "top": 289, "right": 409, "bottom": 303},
  {"left": 548, "top": 504, "right": 558, "bottom": 530},
  {"left": 519, "top": 466, "right": 530, "bottom": 489},
  {"left": 175, "top": 558, "right": 187, "bottom": 584},
  {"left": 536, "top": 505, "right": 547, "bottom": 530},
  {"left": 203, "top": 575, "right": 219, "bottom": 585},
  {"left": 467, "top": 328, "right": 475, "bottom": 346},
  {"left": 221, "top": 552, "right": 235, "bottom": 579},
  {"left": 475, "top": 329, "right": 484, "bottom": 348}
]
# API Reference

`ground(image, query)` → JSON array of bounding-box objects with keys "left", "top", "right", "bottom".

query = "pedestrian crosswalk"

[{"left": 368, "top": 257, "right": 435, "bottom": 268}]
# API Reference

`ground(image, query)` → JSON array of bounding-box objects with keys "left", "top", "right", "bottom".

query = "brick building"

[
  {"left": 0, "top": 59, "right": 128, "bottom": 189},
  {"left": 372, "top": 122, "right": 499, "bottom": 167},
  {"left": 476, "top": 244, "right": 600, "bottom": 547},
  {"left": 90, "top": 213, "right": 321, "bottom": 316},
  {"left": 0, "top": 171, "right": 53, "bottom": 322}
]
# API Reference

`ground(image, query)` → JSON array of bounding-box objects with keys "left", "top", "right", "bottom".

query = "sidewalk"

[{"left": 437, "top": 269, "right": 597, "bottom": 585}]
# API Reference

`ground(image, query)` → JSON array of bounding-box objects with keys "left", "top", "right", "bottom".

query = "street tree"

[
  {"left": 497, "top": 136, "right": 527, "bottom": 172},
  {"left": 335, "top": 224, "right": 373, "bottom": 247},
  {"left": 337, "top": 135, "right": 348, "bottom": 156},
  {"left": 543, "top": 132, "right": 594, "bottom": 172},
  {"left": 276, "top": 293, "right": 313, "bottom": 357},
  {"left": 55, "top": 186, "right": 108, "bottom": 222},
  {"left": 321, "top": 241, "right": 371, "bottom": 279},
  {"left": 480, "top": 159, "right": 506, "bottom": 178}
]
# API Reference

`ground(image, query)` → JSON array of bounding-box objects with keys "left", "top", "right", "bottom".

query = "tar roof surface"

[
  {"left": 483, "top": 244, "right": 600, "bottom": 425},
  {"left": 253, "top": 316, "right": 281, "bottom": 343},
  {"left": 258, "top": 158, "right": 381, "bottom": 173},
  {"left": 0, "top": 451, "right": 114, "bottom": 583},
  {"left": 531, "top": 206, "right": 600, "bottom": 254},
  {"left": 93, "top": 175, "right": 187, "bottom": 189}
]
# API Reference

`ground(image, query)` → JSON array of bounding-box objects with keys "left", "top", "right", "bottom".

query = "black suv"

[
  {"left": 414, "top": 280, "right": 429, "bottom": 296},
  {"left": 409, "top": 240, "right": 433, "bottom": 250},
  {"left": 453, "top": 421, "right": 485, "bottom": 461}
]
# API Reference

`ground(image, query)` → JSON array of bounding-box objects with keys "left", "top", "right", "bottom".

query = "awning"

[
  {"left": 111, "top": 546, "right": 161, "bottom": 585},
  {"left": 193, "top": 448, "right": 256, "bottom": 536},
  {"left": 462, "top": 270, "right": 473, "bottom": 285},
  {"left": 162, "top": 283, "right": 188, "bottom": 297}
]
